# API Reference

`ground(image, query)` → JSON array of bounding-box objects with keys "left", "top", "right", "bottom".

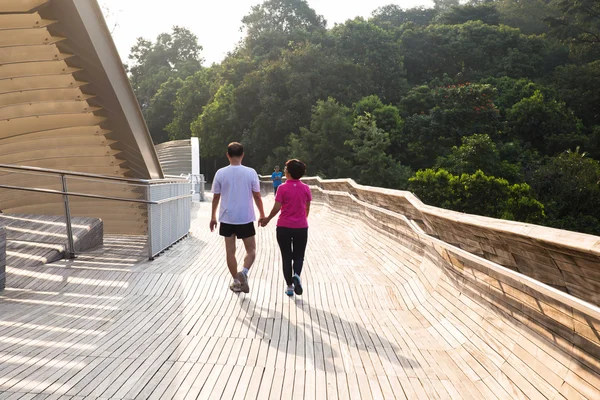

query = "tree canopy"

[{"left": 127, "top": 0, "right": 600, "bottom": 234}]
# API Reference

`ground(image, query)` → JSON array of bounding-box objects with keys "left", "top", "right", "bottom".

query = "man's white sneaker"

[{"left": 237, "top": 271, "right": 250, "bottom": 293}]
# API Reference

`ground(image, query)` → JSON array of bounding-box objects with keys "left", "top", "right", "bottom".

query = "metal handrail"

[
  {"left": 0, "top": 164, "right": 192, "bottom": 260},
  {"left": 0, "top": 184, "right": 191, "bottom": 206},
  {"left": 0, "top": 164, "right": 188, "bottom": 184},
  {"left": 0, "top": 184, "right": 156, "bottom": 204}
]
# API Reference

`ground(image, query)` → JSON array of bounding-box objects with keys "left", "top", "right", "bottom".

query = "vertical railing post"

[
  {"left": 147, "top": 183, "right": 154, "bottom": 260},
  {"left": 60, "top": 174, "right": 76, "bottom": 259}
]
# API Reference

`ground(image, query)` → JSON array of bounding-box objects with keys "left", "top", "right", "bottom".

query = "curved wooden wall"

[
  {"left": 155, "top": 139, "right": 192, "bottom": 176},
  {"left": 0, "top": 0, "right": 164, "bottom": 234},
  {"left": 309, "top": 182, "right": 600, "bottom": 399},
  {"left": 285, "top": 177, "right": 600, "bottom": 308}
]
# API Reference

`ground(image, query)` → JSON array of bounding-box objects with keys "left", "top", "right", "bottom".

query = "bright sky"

[{"left": 98, "top": 0, "right": 434, "bottom": 66}]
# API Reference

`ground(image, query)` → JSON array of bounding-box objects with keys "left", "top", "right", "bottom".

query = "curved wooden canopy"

[
  {"left": 0, "top": 0, "right": 165, "bottom": 235},
  {"left": 155, "top": 139, "right": 193, "bottom": 176},
  {"left": 0, "top": 0, "right": 163, "bottom": 179}
]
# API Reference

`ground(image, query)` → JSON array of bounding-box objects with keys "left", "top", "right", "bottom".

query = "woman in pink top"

[{"left": 260, "top": 159, "right": 312, "bottom": 296}]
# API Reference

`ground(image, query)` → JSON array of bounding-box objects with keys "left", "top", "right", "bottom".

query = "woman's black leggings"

[{"left": 276, "top": 227, "right": 308, "bottom": 286}]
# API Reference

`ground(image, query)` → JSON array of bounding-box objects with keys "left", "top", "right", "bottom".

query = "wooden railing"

[
  {"left": 298, "top": 177, "right": 600, "bottom": 397},
  {"left": 261, "top": 176, "right": 600, "bottom": 306}
]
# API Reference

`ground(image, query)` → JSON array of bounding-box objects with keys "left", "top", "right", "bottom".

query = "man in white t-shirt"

[{"left": 210, "top": 142, "right": 265, "bottom": 293}]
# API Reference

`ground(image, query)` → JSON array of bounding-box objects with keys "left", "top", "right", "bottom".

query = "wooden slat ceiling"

[{"left": 0, "top": 0, "right": 162, "bottom": 179}]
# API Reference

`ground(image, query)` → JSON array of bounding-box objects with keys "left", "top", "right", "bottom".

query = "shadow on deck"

[{"left": 0, "top": 198, "right": 596, "bottom": 399}]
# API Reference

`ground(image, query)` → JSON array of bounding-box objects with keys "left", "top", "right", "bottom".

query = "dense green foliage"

[
  {"left": 408, "top": 169, "right": 546, "bottom": 223},
  {"left": 126, "top": 0, "right": 600, "bottom": 235}
]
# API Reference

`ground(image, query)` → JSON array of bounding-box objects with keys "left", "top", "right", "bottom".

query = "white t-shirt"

[{"left": 212, "top": 165, "right": 260, "bottom": 225}]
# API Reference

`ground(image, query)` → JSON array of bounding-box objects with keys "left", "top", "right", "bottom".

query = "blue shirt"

[{"left": 271, "top": 171, "right": 283, "bottom": 187}]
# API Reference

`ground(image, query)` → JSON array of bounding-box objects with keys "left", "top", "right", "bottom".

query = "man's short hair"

[
  {"left": 285, "top": 159, "right": 306, "bottom": 180},
  {"left": 227, "top": 142, "right": 244, "bottom": 157}
]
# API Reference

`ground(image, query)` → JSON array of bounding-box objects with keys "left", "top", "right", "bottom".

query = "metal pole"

[
  {"left": 60, "top": 175, "right": 76, "bottom": 259},
  {"left": 147, "top": 185, "right": 154, "bottom": 260}
]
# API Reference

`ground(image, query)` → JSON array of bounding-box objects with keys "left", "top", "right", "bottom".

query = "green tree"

[
  {"left": 128, "top": 27, "right": 203, "bottom": 109},
  {"left": 288, "top": 98, "right": 354, "bottom": 178},
  {"left": 398, "top": 85, "right": 436, "bottom": 116},
  {"left": 532, "top": 149, "right": 600, "bottom": 234},
  {"left": 437, "top": 3, "right": 500, "bottom": 26},
  {"left": 435, "top": 134, "right": 522, "bottom": 181},
  {"left": 243, "top": 0, "right": 326, "bottom": 38},
  {"left": 219, "top": 53, "right": 258, "bottom": 86},
  {"left": 353, "top": 95, "right": 403, "bottom": 151},
  {"left": 370, "top": 5, "right": 437, "bottom": 29},
  {"left": 144, "top": 77, "right": 183, "bottom": 144},
  {"left": 166, "top": 67, "right": 221, "bottom": 140},
  {"left": 408, "top": 168, "right": 456, "bottom": 209},
  {"left": 479, "top": 77, "right": 551, "bottom": 114},
  {"left": 241, "top": 0, "right": 326, "bottom": 60},
  {"left": 547, "top": 61, "right": 600, "bottom": 126},
  {"left": 408, "top": 169, "right": 545, "bottom": 223},
  {"left": 346, "top": 114, "right": 413, "bottom": 189},
  {"left": 399, "top": 21, "right": 565, "bottom": 84},
  {"left": 190, "top": 84, "right": 240, "bottom": 158},
  {"left": 433, "top": 0, "right": 460, "bottom": 12},
  {"left": 507, "top": 90, "right": 586, "bottom": 155},
  {"left": 589, "top": 126, "right": 600, "bottom": 159},
  {"left": 330, "top": 18, "right": 407, "bottom": 103},
  {"left": 544, "top": 0, "right": 600, "bottom": 45},
  {"left": 234, "top": 42, "right": 373, "bottom": 167},
  {"left": 399, "top": 83, "right": 502, "bottom": 169},
  {"left": 496, "top": 0, "right": 557, "bottom": 35}
]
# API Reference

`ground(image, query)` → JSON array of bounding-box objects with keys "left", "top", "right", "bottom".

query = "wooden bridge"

[
  {"left": 1, "top": 1, "right": 599, "bottom": 398},
  {"left": 0, "top": 184, "right": 599, "bottom": 399}
]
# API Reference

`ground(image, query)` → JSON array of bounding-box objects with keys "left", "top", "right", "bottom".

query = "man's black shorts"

[{"left": 219, "top": 222, "right": 256, "bottom": 239}]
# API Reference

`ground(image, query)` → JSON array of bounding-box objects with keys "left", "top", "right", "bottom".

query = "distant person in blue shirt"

[{"left": 271, "top": 165, "right": 283, "bottom": 195}]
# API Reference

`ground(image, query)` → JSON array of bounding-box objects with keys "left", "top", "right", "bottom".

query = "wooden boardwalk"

[{"left": 0, "top": 197, "right": 589, "bottom": 399}]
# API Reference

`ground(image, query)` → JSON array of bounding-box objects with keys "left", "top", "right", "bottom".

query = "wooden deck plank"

[{"left": 0, "top": 198, "right": 596, "bottom": 399}]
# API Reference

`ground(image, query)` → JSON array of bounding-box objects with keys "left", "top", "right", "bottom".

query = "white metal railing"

[
  {"left": 0, "top": 164, "right": 192, "bottom": 260},
  {"left": 191, "top": 173, "right": 206, "bottom": 201},
  {"left": 147, "top": 181, "right": 192, "bottom": 259},
  {"left": 165, "top": 173, "right": 206, "bottom": 201}
]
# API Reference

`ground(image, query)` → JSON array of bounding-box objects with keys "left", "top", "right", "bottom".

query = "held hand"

[
  {"left": 258, "top": 217, "right": 269, "bottom": 227},
  {"left": 210, "top": 219, "right": 218, "bottom": 232}
]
